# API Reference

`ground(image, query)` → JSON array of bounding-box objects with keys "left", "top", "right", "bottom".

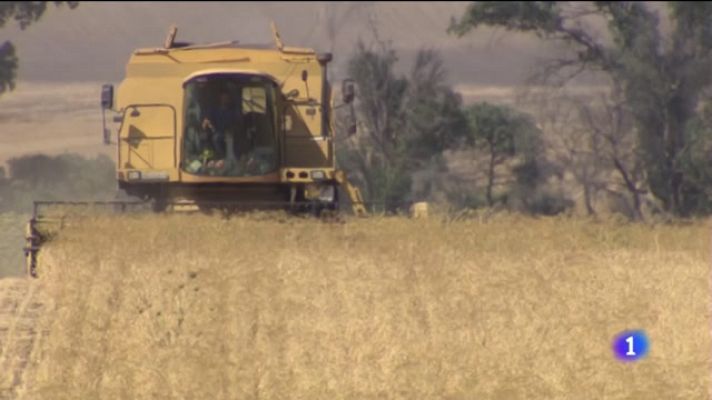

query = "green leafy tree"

[
  {"left": 399, "top": 48, "right": 469, "bottom": 207},
  {"left": 0, "top": 1, "right": 78, "bottom": 96},
  {"left": 339, "top": 40, "right": 409, "bottom": 210},
  {"left": 450, "top": 1, "right": 712, "bottom": 216},
  {"left": 676, "top": 100, "right": 712, "bottom": 214},
  {"left": 465, "top": 102, "right": 543, "bottom": 207},
  {"left": 340, "top": 40, "right": 467, "bottom": 210},
  {"left": 402, "top": 49, "right": 468, "bottom": 163}
]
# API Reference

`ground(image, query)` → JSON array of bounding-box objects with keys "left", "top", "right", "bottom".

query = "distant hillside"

[{"left": 0, "top": 82, "right": 111, "bottom": 166}]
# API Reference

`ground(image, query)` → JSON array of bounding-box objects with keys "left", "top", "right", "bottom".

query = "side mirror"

[
  {"left": 285, "top": 88, "right": 299, "bottom": 100},
  {"left": 342, "top": 79, "right": 355, "bottom": 104},
  {"left": 101, "top": 84, "right": 113, "bottom": 109}
]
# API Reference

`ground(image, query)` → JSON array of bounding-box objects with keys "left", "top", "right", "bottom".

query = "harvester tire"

[{"left": 152, "top": 198, "right": 169, "bottom": 213}]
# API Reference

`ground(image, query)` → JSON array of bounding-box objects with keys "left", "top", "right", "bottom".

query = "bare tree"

[
  {"left": 525, "top": 84, "right": 654, "bottom": 220},
  {"left": 526, "top": 88, "right": 604, "bottom": 216},
  {"left": 574, "top": 89, "right": 649, "bottom": 220}
]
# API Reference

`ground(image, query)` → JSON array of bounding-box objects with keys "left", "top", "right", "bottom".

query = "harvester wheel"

[
  {"left": 309, "top": 202, "right": 321, "bottom": 217},
  {"left": 152, "top": 197, "right": 169, "bottom": 213},
  {"left": 308, "top": 199, "right": 338, "bottom": 218}
]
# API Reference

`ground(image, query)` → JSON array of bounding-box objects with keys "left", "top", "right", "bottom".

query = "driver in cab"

[{"left": 202, "top": 90, "right": 239, "bottom": 161}]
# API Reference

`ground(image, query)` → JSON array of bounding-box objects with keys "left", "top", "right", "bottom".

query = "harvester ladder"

[{"left": 334, "top": 170, "right": 367, "bottom": 216}]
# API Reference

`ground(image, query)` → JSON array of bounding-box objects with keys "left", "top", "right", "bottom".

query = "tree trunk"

[
  {"left": 583, "top": 183, "right": 596, "bottom": 216},
  {"left": 486, "top": 147, "right": 496, "bottom": 207},
  {"left": 632, "top": 190, "right": 643, "bottom": 221},
  {"left": 664, "top": 96, "right": 692, "bottom": 216},
  {"left": 670, "top": 170, "right": 683, "bottom": 216},
  {"left": 612, "top": 158, "right": 643, "bottom": 221}
]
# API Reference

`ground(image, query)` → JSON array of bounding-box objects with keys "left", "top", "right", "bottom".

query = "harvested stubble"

[{"left": 17, "top": 213, "right": 712, "bottom": 399}]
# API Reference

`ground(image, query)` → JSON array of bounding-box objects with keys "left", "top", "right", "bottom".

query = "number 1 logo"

[
  {"left": 625, "top": 336, "right": 636, "bottom": 356},
  {"left": 613, "top": 330, "right": 649, "bottom": 362}
]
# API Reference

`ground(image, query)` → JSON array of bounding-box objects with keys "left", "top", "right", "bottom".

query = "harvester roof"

[
  {"left": 124, "top": 24, "right": 321, "bottom": 83},
  {"left": 130, "top": 23, "right": 318, "bottom": 62}
]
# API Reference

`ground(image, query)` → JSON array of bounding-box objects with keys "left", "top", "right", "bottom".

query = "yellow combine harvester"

[{"left": 24, "top": 24, "right": 367, "bottom": 277}]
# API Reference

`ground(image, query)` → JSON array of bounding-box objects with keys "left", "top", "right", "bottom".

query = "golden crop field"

[{"left": 4, "top": 213, "right": 711, "bottom": 399}]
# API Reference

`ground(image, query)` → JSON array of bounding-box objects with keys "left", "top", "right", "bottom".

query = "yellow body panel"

[{"left": 118, "top": 104, "right": 176, "bottom": 170}]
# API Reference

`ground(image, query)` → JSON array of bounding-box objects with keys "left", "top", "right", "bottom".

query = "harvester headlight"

[
  {"left": 310, "top": 170, "right": 326, "bottom": 180},
  {"left": 126, "top": 170, "right": 169, "bottom": 181},
  {"left": 141, "top": 171, "right": 170, "bottom": 181}
]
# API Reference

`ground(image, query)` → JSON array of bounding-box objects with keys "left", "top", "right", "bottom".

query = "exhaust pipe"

[{"left": 317, "top": 52, "right": 333, "bottom": 138}]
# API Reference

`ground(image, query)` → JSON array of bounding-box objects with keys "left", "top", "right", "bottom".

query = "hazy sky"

[{"left": 4, "top": 1, "right": 560, "bottom": 86}]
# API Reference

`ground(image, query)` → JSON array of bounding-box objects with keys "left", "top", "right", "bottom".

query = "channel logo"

[{"left": 612, "top": 330, "right": 649, "bottom": 362}]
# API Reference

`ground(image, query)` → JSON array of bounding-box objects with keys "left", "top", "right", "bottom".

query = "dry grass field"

[
  {"left": 0, "top": 278, "right": 45, "bottom": 400},
  {"left": 0, "top": 212, "right": 707, "bottom": 399}
]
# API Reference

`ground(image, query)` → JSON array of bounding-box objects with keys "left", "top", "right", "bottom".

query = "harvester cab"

[{"left": 24, "top": 24, "right": 367, "bottom": 277}]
